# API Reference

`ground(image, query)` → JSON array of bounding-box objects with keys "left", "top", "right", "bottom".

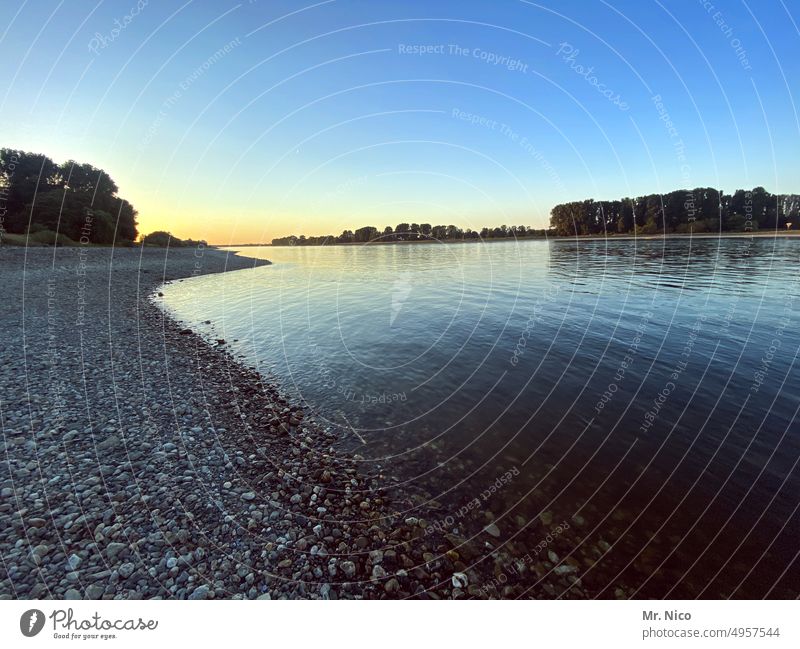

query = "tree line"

[
  {"left": 0, "top": 148, "right": 138, "bottom": 244},
  {"left": 272, "top": 186, "right": 798, "bottom": 246},
  {"left": 549, "top": 187, "right": 799, "bottom": 236},
  {"left": 271, "top": 223, "right": 549, "bottom": 246}
]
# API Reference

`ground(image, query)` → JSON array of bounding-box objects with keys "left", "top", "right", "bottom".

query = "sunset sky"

[{"left": 1, "top": 0, "right": 798, "bottom": 243}]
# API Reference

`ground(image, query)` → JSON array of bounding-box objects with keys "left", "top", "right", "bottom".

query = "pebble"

[
  {"left": 340, "top": 561, "right": 356, "bottom": 578},
  {"left": 106, "top": 542, "right": 127, "bottom": 560},
  {"left": 188, "top": 585, "right": 210, "bottom": 600},
  {"left": 484, "top": 523, "right": 501, "bottom": 538},
  {"left": 451, "top": 572, "right": 468, "bottom": 588},
  {"left": 119, "top": 563, "right": 135, "bottom": 578}
]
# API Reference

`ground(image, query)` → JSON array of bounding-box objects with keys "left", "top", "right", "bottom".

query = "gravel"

[{"left": 0, "top": 245, "right": 591, "bottom": 600}]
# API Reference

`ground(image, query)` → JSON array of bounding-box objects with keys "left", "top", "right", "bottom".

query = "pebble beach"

[{"left": 0, "top": 245, "right": 596, "bottom": 600}]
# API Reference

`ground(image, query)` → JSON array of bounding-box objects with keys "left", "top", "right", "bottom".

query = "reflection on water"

[{"left": 160, "top": 238, "right": 800, "bottom": 598}]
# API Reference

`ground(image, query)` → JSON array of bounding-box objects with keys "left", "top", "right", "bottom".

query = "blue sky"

[{"left": 1, "top": 0, "right": 798, "bottom": 242}]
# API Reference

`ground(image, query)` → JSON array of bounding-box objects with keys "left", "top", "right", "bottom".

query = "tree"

[
  {"left": 549, "top": 201, "right": 590, "bottom": 236},
  {"left": 431, "top": 225, "right": 447, "bottom": 240},
  {"left": 1, "top": 148, "right": 138, "bottom": 242},
  {"left": 750, "top": 186, "right": 775, "bottom": 228},
  {"left": 394, "top": 223, "right": 410, "bottom": 240},
  {"left": 354, "top": 226, "right": 378, "bottom": 242},
  {"left": 59, "top": 160, "right": 118, "bottom": 196},
  {"left": 113, "top": 198, "right": 138, "bottom": 242},
  {"left": 446, "top": 224, "right": 462, "bottom": 239},
  {"left": 617, "top": 200, "right": 634, "bottom": 233},
  {"left": 24, "top": 190, "right": 85, "bottom": 240},
  {"left": 1, "top": 148, "right": 59, "bottom": 231}
]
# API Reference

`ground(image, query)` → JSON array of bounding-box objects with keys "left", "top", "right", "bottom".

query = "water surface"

[{"left": 160, "top": 237, "right": 800, "bottom": 598}]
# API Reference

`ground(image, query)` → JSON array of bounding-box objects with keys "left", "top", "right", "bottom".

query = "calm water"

[{"left": 160, "top": 238, "right": 800, "bottom": 598}]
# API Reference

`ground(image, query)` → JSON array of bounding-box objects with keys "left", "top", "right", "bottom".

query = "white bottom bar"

[{"left": 1, "top": 600, "right": 796, "bottom": 648}]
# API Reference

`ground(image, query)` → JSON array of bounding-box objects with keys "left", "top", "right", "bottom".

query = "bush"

[
  {"left": 141, "top": 231, "right": 206, "bottom": 247},
  {"left": 142, "top": 231, "right": 178, "bottom": 247},
  {"left": 726, "top": 213, "right": 759, "bottom": 232},
  {"left": 637, "top": 218, "right": 659, "bottom": 234},
  {"left": 27, "top": 230, "right": 77, "bottom": 246}
]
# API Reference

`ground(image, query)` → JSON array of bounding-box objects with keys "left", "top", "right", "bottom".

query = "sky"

[{"left": 1, "top": 0, "right": 798, "bottom": 244}]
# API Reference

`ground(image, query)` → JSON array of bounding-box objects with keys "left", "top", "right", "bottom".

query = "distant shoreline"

[{"left": 219, "top": 230, "right": 800, "bottom": 247}]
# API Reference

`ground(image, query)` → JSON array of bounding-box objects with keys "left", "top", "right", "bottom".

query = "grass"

[{"left": 0, "top": 230, "right": 78, "bottom": 246}]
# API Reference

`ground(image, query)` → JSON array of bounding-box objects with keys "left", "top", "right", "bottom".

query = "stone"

[
  {"left": 64, "top": 588, "right": 82, "bottom": 600},
  {"left": 484, "top": 523, "right": 501, "bottom": 538},
  {"left": 119, "top": 562, "right": 135, "bottom": 578},
  {"left": 241, "top": 492, "right": 256, "bottom": 501},
  {"left": 554, "top": 565, "right": 577, "bottom": 575},
  {"left": 451, "top": 572, "right": 468, "bottom": 588},
  {"left": 98, "top": 434, "right": 122, "bottom": 450},
  {"left": 188, "top": 585, "right": 209, "bottom": 600},
  {"left": 106, "top": 542, "right": 127, "bottom": 560},
  {"left": 340, "top": 561, "right": 356, "bottom": 578},
  {"left": 30, "top": 544, "right": 50, "bottom": 564}
]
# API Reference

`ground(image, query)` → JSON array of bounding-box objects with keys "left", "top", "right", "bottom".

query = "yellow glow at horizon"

[{"left": 136, "top": 201, "right": 368, "bottom": 245}]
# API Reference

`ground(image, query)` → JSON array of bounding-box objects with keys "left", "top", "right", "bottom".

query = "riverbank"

[
  {"left": 0, "top": 245, "right": 609, "bottom": 600},
  {"left": 232, "top": 230, "right": 800, "bottom": 247}
]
